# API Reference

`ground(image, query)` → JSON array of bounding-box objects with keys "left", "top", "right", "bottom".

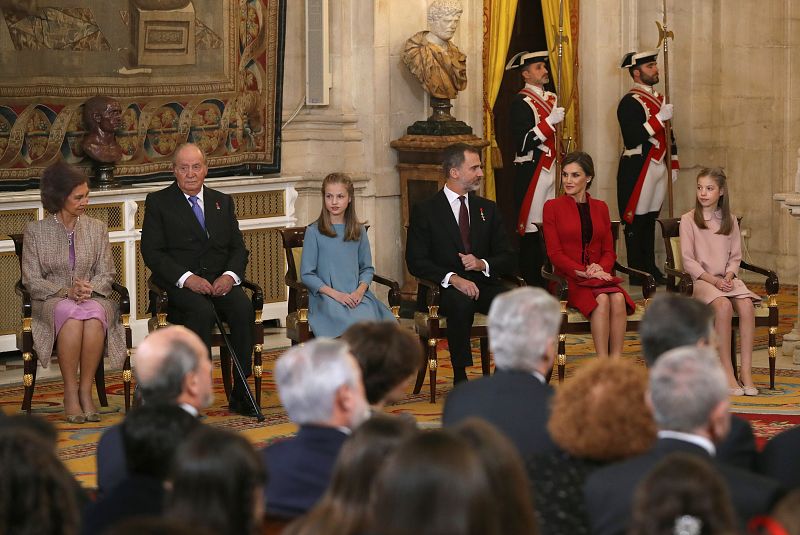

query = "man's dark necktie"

[
  {"left": 458, "top": 195, "right": 471, "bottom": 254},
  {"left": 189, "top": 195, "right": 206, "bottom": 230}
]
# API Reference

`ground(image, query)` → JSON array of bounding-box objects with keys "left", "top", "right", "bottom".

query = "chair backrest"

[
  {"left": 9, "top": 233, "right": 23, "bottom": 270},
  {"left": 658, "top": 216, "right": 744, "bottom": 275},
  {"left": 279, "top": 227, "right": 306, "bottom": 284}
]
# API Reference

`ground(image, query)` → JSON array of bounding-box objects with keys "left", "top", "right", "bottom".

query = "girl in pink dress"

[{"left": 679, "top": 168, "right": 760, "bottom": 396}]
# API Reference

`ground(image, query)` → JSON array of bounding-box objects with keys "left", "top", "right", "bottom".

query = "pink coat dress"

[{"left": 679, "top": 210, "right": 760, "bottom": 305}]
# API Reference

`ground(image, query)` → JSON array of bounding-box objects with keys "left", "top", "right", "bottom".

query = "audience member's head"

[
  {"left": 369, "top": 429, "right": 501, "bottom": 535},
  {"left": 122, "top": 403, "right": 201, "bottom": 480},
  {"left": 649, "top": 346, "right": 730, "bottom": 442},
  {"left": 547, "top": 358, "right": 656, "bottom": 461},
  {"left": 750, "top": 489, "right": 800, "bottom": 535},
  {"left": 275, "top": 339, "right": 369, "bottom": 430},
  {"left": 452, "top": 418, "right": 539, "bottom": 535},
  {"left": 0, "top": 413, "right": 58, "bottom": 449},
  {"left": 106, "top": 517, "right": 215, "bottom": 535},
  {"left": 342, "top": 322, "right": 423, "bottom": 407},
  {"left": 628, "top": 452, "right": 737, "bottom": 535},
  {"left": 639, "top": 294, "right": 715, "bottom": 366},
  {"left": 284, "top": 415, "right": 418, "bottom": 535},
  {"left": 487, "top": 287, "right": 561, "bottom": 374},
  {"left": 166, "top": 427, "right": 267, "bottom": 535},
  {"left": 0, "top": 429, "right": 80, "bottom": 535},
  {"left": 134, "top": 325, "right": 213, "bottom": 409}
]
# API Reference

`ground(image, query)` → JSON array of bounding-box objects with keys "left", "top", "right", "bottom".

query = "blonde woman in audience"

[
  {"left": 628, "top": 452, "right": 737, "bottom": 535},
  {"left": 527, "top": 358, "right": 656, "bottom": 535},
  {"left": 680, "top": 167, "right": 760, "bottom": 396}
]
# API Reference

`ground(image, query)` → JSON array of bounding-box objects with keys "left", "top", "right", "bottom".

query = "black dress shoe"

[{"left": 229, "top": 395, "right": 259, "bottom": 417}]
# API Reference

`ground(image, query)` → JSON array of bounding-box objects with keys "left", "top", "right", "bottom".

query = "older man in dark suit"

[
  {"left": 442, "top": 287, "right": 559, "bottom": 458},
  {"left": 141, "top": 143, "right": 255, "bottom": 416},
  {"left": 406, "top": 143, "right": 515, "bottom": 384},
  {"left": 584, "top": 346, "right": 782, "bottom": 535}
]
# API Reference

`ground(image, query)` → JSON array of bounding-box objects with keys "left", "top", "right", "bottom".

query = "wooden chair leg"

[
  {"left": 428, "top": 337, "right": 438, "bottom": 404},
  {"left": 220, "top": 347, "right": 232, "bottom": 402},
  {"left": 557, "top": 333, "right": 566, "bottom": 384},
  {"left": 479, "top": 337, "right": 491, "bottom": 376},
  {"left": 253, "top": 342, "right": 263, "bottom": 408},
  {"left": 21, "top": 354, "right": 37, "bottom": 414},
  {"left": 95, "top": 364, "right": 109, "bottom": 407},
  {"left": 123, "top": 352, "right": 132, "bottom": 413},
  {"left": 413, "top": 336, "right": 427, "bottom": 394},
  {"left": 769, "top": 322, "right": 777, "bottom": 390},
  {"left": 730, "top": 331, "right": 738, "bottom": 383}
]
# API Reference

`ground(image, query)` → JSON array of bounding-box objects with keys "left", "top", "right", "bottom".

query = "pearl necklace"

[{"left": 54, "top": 214, "right": 78, "bottom": 247}]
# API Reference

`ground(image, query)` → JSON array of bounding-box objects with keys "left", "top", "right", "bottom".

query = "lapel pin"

[
  {"left": 215, "top": 201, "right": 221, "bottom": 210},
  {"left": 479, "top": 208, "right": 485, "bottom": 222}
]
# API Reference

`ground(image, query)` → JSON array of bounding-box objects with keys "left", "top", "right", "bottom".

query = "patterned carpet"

[{"left": 0, "top": 284, "right": 796, "bottom": 489}]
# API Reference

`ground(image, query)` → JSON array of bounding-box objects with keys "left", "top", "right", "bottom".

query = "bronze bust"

[{"left": 81, "top": 96, "right": 123, "bottom": 164}]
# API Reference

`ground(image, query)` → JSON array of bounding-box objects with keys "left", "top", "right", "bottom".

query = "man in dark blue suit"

[
  {"left": 442, "top": 287, "right": 559, "bottom": 459},
  {"left": 141, "top": 142, "right": 255, "bottom": 416},
  {"left": 261, "top": 339, "right": 369, "bottom": 518},
  {"left": 584, "top": 347, "right": 782, "bottom": 535},
  {"left": 406, "top": 143, "right": 514, "bottom": 384},
  {"left": 95, "top": 326, "right": 212, "bottom": 496}
]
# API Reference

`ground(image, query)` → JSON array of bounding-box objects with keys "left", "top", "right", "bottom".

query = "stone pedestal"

[
  {"left": 774, "top": 190, "right": 800, "bottom": 364},
  {"left": 390, "top": 134, "right": 489, "bottom": 298}
]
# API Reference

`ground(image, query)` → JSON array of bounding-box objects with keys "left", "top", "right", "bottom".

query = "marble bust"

[
  {"left": 81, "top": 96, "right": 123, "bottom": 164},
  {"left": 402, "top": 0, "right": 467, "bottom": 100}
]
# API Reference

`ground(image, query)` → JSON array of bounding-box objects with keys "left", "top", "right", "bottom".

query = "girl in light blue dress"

[{"left": 300, "top": 173, "right": 395, "bottom": 337}]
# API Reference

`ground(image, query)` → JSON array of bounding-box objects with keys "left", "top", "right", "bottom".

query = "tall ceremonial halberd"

[
  {"left": 506, "top": 51, "right": 565, "bottom": 287},
  {"left": 616, "top": 50, "right": 679, "bottom": 284}
]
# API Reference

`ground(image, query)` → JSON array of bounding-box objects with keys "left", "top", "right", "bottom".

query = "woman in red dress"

[{"left": 542, "top": 152, "right": 634, "bottom": 358}]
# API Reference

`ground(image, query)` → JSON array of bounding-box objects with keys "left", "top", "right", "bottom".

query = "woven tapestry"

[{"left": 0, "top": 0, "right": 285, "bottom": 185}]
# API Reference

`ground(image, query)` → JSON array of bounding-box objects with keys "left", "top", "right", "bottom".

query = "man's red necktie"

[{"left": 458, "top": 195, "right": 471, "bottom": 254}]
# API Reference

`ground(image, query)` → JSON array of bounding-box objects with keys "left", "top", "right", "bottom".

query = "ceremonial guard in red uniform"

[
  {"left": 506, "top": 51, "right": 565, "bottom": 287},
  {"left": 616, "top": 50, "right": 679, "bottom": 284}
]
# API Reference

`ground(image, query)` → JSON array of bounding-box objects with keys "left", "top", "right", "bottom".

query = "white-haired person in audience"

[
  {"left": 584, "top": 346, "right": 782, "bottom": 535},
  {"left": 261, "top": 338, "right": 369, "bottom": 518},
  {"left": 442, "top": 286, "right": 560, "bottom": 459}
]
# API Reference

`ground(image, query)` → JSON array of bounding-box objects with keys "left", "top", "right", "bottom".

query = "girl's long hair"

[
  {"left": 316, "top": 173, "right": 363, "bottom": 241},
  {"left": 693, "top": 167, "right": 733, "bottom": 235}
]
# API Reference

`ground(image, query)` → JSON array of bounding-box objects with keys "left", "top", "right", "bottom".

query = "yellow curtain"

[
  {"left": 541, "top": 0, "right": 580, "bottom": 153},
  {"left": 482, "top": 0, "right": 518, "bottom": 200}
]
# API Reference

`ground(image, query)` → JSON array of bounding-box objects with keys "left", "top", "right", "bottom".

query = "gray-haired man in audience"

[
  {"left": 95, "top": 326, "right": 212, "bottom": 496},
  {"left": 261, "top": 338, "right": 369, "bottom": 518},
  {"left": 442, "top": 286, "right": 560, "bottom": 459},
  {"left": 584, "top": 346, "right": 782, "bottom": 535}
]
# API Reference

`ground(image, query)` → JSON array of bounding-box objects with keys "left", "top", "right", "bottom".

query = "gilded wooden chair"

[
  {"left": 657, "top": 217, "right": 780, "bottom": 388},
  {"left": 412, "top": 274, "right": 526, "bottom": 403},
  {"left": 148, "top": 276, "right": 265, "bottom": 407},
  {"left": 541, "top": 221, "right": 657, "bottom": 383},
  {"left": 10, "top": 234, "right": 133, "bottom": 414},
  {"left": 278, "top": 226, "right": 402, "bottom": 345}
]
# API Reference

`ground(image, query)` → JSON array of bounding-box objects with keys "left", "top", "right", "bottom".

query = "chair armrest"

[
  {"left": 15, "top": 280, "right": 31, "bottom": 318},
  {"left": 740, "top": 261, "right": 780, "bottom": 295},
  {"left": 111, "top": 282, "right": 131, "bottom": 315},
  {"left": 147, "top": 277, "right": 169, "bottom": 314},
  {"left": 372, "top": 273, "right": 402, "bottom": 307},
  {"left": 415, "top": 277, "right": 442, "bottom": 308},
  {"left": 541, "top": 267, "right": 568, "bottom": 301},
  {"left": 499, "top": 274, "right": 527, "bottom": 288},
  {"left": 284, "top": 275, "right": 309, "bottom": 312},
  {"left": 614, "top": 263, "right": 657, "bottom": 299},
  {"left": 241, "top": 279, "right": 265, "bottom": 310},
  {"left": 664, "top": 266, "right": 693, "bottom": 295}
]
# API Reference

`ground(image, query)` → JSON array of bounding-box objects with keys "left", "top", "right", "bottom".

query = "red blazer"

[{"left": 542, "top": 194, "right": 634, "bottom": 316}]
